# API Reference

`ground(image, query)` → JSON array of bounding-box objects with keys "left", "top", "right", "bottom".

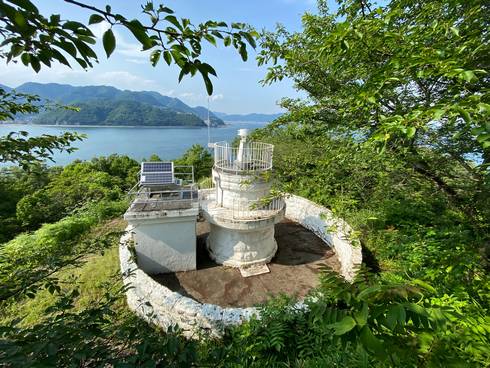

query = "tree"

[
  {"left": 0, "top": 0, "right": 256, "bottom": 95},
  {"left": 0, "top": 0, "right": 257, "bottom": 166},
  {"left": 174, "top": 144, "right": 213, "bottom": 180},
  {"left": 0, "top": 87, "right": 83, "bottom": 168},
  {"left": 258, "top": 0, "right": 489, "bottom": 223}
]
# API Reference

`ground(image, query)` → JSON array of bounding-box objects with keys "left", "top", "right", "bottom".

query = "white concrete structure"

[
  {"left": 119, "top": 191, "right": 362, "bottom": 338},
  {"left": 124, "top": 204, "right": 199, "bottom": 274},
  {"left": 124, "top": 162, "right": 199, "bottom": 275},
  {"left": 201, "top": 131, "right": 285, "bottom": 268}
]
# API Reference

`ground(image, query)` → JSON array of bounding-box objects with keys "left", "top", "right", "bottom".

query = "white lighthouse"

[{"left": 201, "top": 130, "right": 285, "bottom": 269}]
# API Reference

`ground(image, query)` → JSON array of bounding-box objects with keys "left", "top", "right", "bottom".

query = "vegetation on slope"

[
  {"left": 34, "top": 99, "right": 206, "bottom": 127},
  {"left": 12, "top": 82, "right": 225, "bottom": 126},
  {"left": 1, "top": 137, "right": 488, "bottom": 366},
  {"left": 0, "top": 0, "right": 488, "bottom": 366}
]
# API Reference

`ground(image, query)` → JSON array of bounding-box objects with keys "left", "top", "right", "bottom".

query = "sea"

[{"left": 0, "top": 121, "right": 268, "bottom": 167}]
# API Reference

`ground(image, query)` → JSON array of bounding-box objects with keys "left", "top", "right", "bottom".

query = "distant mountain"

[
  {"left": 213, "top": 111, "right": 283, "bottom": 122},
  {"left": 192, "top": 106, "right": 224, "bottom": 127},
  {"left": 35, "top": 99, "right": 205, "bottom": 127},
  {"left": 9, "top": 82, "right": 224, "bottom": 127}
]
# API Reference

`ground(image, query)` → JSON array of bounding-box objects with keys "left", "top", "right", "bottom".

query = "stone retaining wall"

[
  {"left": 283, "top": 194, "right": 362, "bottom": 281},
  {"left": 119, "top": 233, "right": 257, "bottom": 339},
  {"left": 119, "top": 193, "right": 362, "bottom": 337}
]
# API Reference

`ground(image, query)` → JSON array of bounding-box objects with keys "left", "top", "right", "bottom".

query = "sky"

[{"left": 0, "top": 0, "right": 335, "bottom": 114}]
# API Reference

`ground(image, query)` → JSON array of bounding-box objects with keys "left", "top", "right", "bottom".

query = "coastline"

[{"left": 3, "top": 123, "right": 230, "bottom": 129}]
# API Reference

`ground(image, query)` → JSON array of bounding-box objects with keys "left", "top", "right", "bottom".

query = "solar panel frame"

[
  {"left": 141, "top": 162, "right": 173, "bottom": 173},
  {"left": 140, "top": 161, "right": 174, "bottom": 186}
]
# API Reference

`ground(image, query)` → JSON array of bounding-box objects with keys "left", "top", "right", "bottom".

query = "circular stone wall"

[{"left": 119, "top": 193, "right": 362, "bottom": 338}]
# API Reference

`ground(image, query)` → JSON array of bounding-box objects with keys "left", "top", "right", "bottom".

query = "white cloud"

[
  {"left": 178, "top": 92, "right": 224, "bottom": 105},
  {"left": 210, "top": 93, "right": 224, "bottom": 101},
  {"left": 113, "top": 29, "right": 150, "bottom": 59},
  {"left": 160, "top": 89, "right": 175, "bottom": 96},
  {"left": 89, "top": 22, "right": 110, "bottom": 39},
  {"left": 0, "top": 59, "right": 168, "bottom": 96},
  {"left": 96, "top": 70, "right": 158, "bottom": 91},
  {"left": 90, "top": 23, "right": 150, "bottom": 60},
  {"left": 0, "top": 60, "right": 87, "bottom": 87},
  {"left": 179, "top": 92, "right": 195, "bottom": 98},
  {"left": 125, "top": 58, "right": 147, "bottom": 64}
]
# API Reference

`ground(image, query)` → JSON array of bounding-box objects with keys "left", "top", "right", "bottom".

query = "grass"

[{"left": 0, "top": 218, "right": 127, "bottom": 327}]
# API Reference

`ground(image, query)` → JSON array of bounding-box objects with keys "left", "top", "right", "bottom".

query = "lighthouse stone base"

[{"left": 206, "top": 223, "right": 278, "bottom": 268}]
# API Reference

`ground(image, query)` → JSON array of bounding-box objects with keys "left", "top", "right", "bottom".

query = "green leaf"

[
  {"left": 360, "top": 326, "right": 384, "bottom": 354},
  {"left": 56, "top": 40, "right": 77, "bottom": 58},
  {"left": 204, "top": 34, "right": 216, "bottom": 46},
  {"left": 224, "top": 36, "right": 231, "bottom": 46},
  {"left": 89, "top": 14, "right": 105, "bottom": 25},
  {"left": 163, "top": 50, "right": 172, "bottom": 65},
  {"left": 354, "top": 302, "right": 368, "bottom": 327},
  {"left": 406, "top": 303, "right": 429, "bottom": 317},
  {"left": 21, "top": 52, "right": 30, "bottom": 66},
  {"left": 386, "top": 305, "right": 405, "bottom": 329},
  {"left": 126, "top": 20, "right": 152, "bottom": 49},
  {"left": 406, "top": 126, "right": 416, "bottom": 138},
  {"left": 199, "top": 62, "right": 217, "bottom": 77},
  {"left": 239, "top": 44, "right": 248, "bottom": 61},
  {"left": 164, "top": 15, "right": 182, "bottom": 31},
  {"left": 102, "top": 28, "right": 116, "bottom": 57},
  {"left": 432, "top": 108, "right": 445, "bottom": 120},
  {"left": 477, "top": 103, "right": 490, "bottom": 114},
  {"left": 455, "top": 107, "right": 471, "bottom": 123},
  {"left": 159, "top": 5, "right": 173, "bottom": 14},
  {"left": 462, "top": 70, "right": 476, "bottom": 83},
  {"left": 331, "top": 316, "right": 356, "bottom": 335},
  {"left": 411, "top": 279, "right": 436, "bottom": 293},
  {"left": 202, "top": 72, "right": 213, "bottom": 96},
  {"left": 30, "top": 56, "right": 40, "bottom": 72},
  {"left": 241, "top": 31, "right": 257, "bottom": 49},
  {"left": 150, "top": 50, "right": 161, "bottom": 66},
  {"left": 9, "top": 0, "right": 39, "bottom": 13},
  {"left": 476, "top": 133, "right": 490, "bottom": 143},
  {"left": 62, "top": 20, "right": 85, "bottom": 31},
  {"left": 13, "top": 11, "right": 28, "bottom": 31}
]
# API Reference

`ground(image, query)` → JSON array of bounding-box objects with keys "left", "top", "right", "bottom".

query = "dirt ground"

[{"left": 152, "top": 219, "right": 340, "bottom": 307}]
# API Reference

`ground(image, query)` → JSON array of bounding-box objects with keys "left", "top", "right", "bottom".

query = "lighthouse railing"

[
  {"left": 232, "top": 196, "right": 284, "bottom": 220},
  {"left": 213, "top": 141, "right": 273, "bottom": 173}
]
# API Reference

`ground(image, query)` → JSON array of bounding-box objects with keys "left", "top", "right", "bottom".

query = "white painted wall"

[
  {"left": 212, "top": 168, "right": 272, "bottom": 208},
  {"left": 124, "top": 208, "right": 199, "bottom": 275}
]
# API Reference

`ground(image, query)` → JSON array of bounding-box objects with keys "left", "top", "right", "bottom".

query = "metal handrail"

[
  {"left": 128, "top": 184, "right": 199, "bottom": 203},
  {"left": 214, "top": 141, "right": 274, "bottom": 173},
  {"left": 231, "top": 196, "right": 284, "bottom": 220}
]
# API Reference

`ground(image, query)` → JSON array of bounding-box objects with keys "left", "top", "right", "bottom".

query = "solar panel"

[
  {"left": 141, "top": 162, "right": 172, "bottom": 173},
  {"left": 140, "top": 161, "right": 174, "bottom": 186}
]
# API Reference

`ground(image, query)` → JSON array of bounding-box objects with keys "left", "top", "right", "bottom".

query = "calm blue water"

[{"left": 0, "top": 122, "right": 268, "bottom": 166}]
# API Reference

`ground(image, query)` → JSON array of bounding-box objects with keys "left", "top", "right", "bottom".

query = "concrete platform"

[{"left": 152, "top": 219, "right": 340, "bottom": 307}]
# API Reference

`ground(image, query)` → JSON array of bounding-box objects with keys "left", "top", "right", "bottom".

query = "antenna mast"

[{"left": 207, "top": 96, "right": 213, "bottom": 148}]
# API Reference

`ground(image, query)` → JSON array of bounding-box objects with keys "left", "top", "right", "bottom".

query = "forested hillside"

[
  {"left": 34, "top": 99, "right": 206, "bottom": 126},
  {"left": 10, "top": 82, "right": 225, "bottom": 126}
]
